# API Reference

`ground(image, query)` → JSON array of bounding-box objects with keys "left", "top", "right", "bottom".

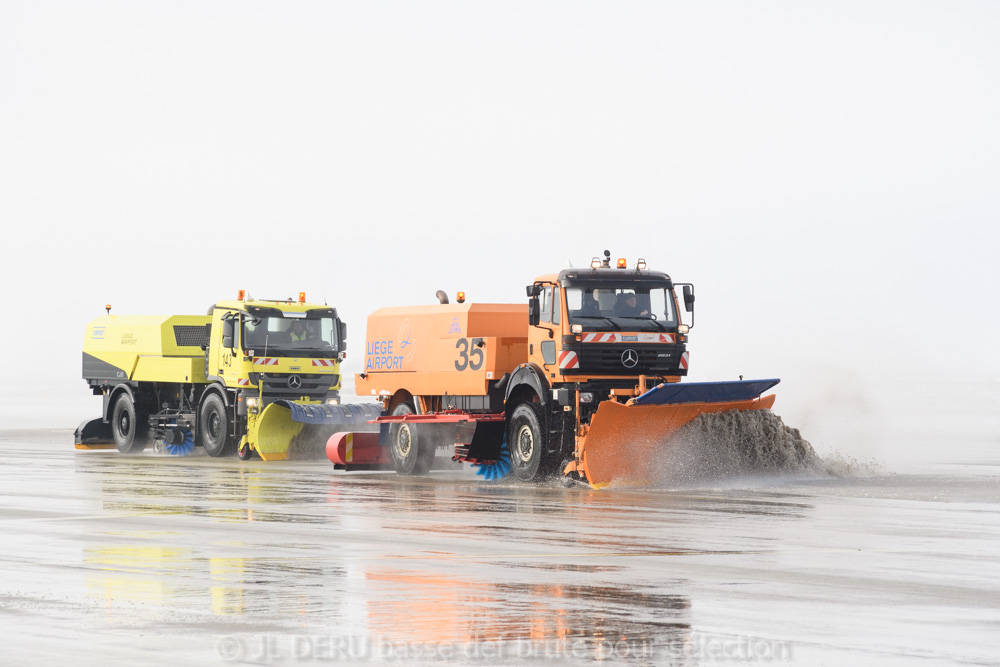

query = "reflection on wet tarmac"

[
  {"left": 365, "top": 569, "right": 691, "bottom": 658},
  {"left": 3, "top": 431, "right": 1000, "bottom": 665}
]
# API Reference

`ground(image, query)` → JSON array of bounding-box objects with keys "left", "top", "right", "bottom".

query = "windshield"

[
  {"left": 242, "top": 315, "right": 339, "bottom": 356},
  {"left": 566, "top": 286, "right": 678, "bottom": 331}
]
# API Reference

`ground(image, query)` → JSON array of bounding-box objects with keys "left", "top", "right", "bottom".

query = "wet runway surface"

[{"left": 1, "top": 429, "right": 999, "bottom": 665}]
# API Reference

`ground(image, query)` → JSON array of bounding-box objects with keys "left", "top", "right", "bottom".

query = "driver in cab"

[
  {"left": 289, "top": 320, "right": 314, "bottom": 342},
  {"left": 614, "top": 293, "right": 649, "bottom": 318}
]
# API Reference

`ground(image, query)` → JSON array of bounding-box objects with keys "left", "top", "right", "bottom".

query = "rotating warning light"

[
  {"left": 105, "top": 304, "right": 111, "bottom": 314},
  {"left": 616, "top": 258, "right": 627, "bottom": 269},
  {"left": 238, "top": 289, "right": 245, "bottom": 300},
  {"left": 457, "top": 291, "right": 466, "bottom": 303},
  {"left": 299, "top": 292, "right": 306, "bottom": 304}
]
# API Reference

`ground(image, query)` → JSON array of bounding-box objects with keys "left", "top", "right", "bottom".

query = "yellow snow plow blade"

[
  {"left": 578, "top": 380, "right": 778, "bottom": 488},
  {"left": 251, "top": 401, "right": 383, "bottom": 461}
]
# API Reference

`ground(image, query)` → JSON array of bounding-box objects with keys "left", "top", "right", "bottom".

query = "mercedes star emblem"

[
  {"left": 621, "top": 349, "right": 638, "bottom": 368},
  {"left": 287, "top": 375, "right": 302, "bottom": 389}
]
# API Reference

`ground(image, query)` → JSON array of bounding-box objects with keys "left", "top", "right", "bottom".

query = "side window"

[
  {"left": 540, "top": 286, "right": 552, "bottom": 323},
  {"left": 552, "top": 287, "right": 561, "bottom": 325}
]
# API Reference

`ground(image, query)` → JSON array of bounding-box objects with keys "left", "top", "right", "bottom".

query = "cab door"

[{"left": 529, "top": 284, "right": 560, "bottom": 380}]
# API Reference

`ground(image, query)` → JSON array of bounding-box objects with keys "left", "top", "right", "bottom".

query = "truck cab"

[
  {"left": 525, "top": 257, "right": 693, "bottom": 395},
  {"left": 207, "top": 295, "right": 348, "bottom": 410}
]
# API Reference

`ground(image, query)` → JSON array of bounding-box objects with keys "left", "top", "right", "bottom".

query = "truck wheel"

[
  {"left": 112, "top": 393, "right": 147, "bottom": 454},
  {"left": 199, "top": 394, "right": 234, "bottom": 457},
  {"left": 389, "top": 402, "right": 430, "bottom": 475},
  {"left": 508, "top": 402, "right": 546, "bottom": 482}
]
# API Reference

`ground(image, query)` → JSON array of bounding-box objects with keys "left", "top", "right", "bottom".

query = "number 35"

[{"left": 454, "top": 338, "right": 484, "bottom": 371}]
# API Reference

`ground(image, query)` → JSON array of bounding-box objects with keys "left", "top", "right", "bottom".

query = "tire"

[
  {"left": 508, "top": 402, "right": 547, "bottom": 482},
  {"left": 112, "top": 392, "right": 147, "bottom": 454},
  {"left": 199, "top": 393, "right": 235, "bottom": 457},
  {"left": 237, "top": 442, "right": 253, "bottom": 460},
  {"left": 389, "top": 402, "right": 433, "bottom": 475}
]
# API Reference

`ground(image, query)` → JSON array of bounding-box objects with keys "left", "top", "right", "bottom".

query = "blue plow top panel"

[
  {"left": 273, "top": 400, "right": 384, "bottom": 425},
  {"left": 633, "top": 379, "right": 781, "bottom": 406}
]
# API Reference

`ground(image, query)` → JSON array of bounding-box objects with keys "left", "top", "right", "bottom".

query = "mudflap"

[
  {"left": 460, "top": 421, "right": 506, "bottom": 464},
  {"left": 253, "top": 401, "right": 384, "bottom": 461},
  {"left": 74, "top": 418, "right": 115, "bottom": 450},
  {"left": 579, "top": 379, "right": 780, "bottom": 488}
]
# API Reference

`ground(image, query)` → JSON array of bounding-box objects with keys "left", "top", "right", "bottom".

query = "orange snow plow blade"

[{"left": 578, "top": 380, "right": 778, "bottom": 488}]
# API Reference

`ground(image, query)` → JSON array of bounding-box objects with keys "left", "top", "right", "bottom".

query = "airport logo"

[
  {"left": 92, "top": 327, "right": 105, "bottom": 339},
  {"left": 621, "top": 349, "right": 638, "bottom": 368}
]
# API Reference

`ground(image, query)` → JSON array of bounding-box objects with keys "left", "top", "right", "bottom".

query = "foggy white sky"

[{"left": 1, "top": 1, "right": 998, "bottom": 440}]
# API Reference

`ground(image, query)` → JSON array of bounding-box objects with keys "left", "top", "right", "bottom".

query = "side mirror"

[
  {"left": 221, "top": 319, "right": 235, "bottom": 349},
  {"left": 338, "top": 321, "right": 348, "bottom": 351},
  {"left": 201, "top": 323, "right": 212, "bottom": 351},
  {"left": 526, "top": 284, "right": 541, "bottom": 297},
  {"left": 528, "top": 297, "right": 540, "bottom": 326},
  {"left": 683, "top": 285, "right": 695, "bottom": 313}
]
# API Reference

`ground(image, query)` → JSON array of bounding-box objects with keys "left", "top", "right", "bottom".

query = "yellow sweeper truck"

[{"left": 75, "top": 291, "right": 380, "bottom": 460}]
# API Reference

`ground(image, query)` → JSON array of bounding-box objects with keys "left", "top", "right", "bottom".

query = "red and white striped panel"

[
  {"left": 659, "top": 333, "right": 676, "bottom": 343},
  {"left": 236, "top": 378, "right": 250, "bottom": 386},
  {"left": 582, "top": 333, "right": 617, "bottom": 343},
  {"left": 312, "top": 359, "right": 337, "bottom": 367},
  {"left": 252, "top": 357, "right": 278, "bottom": 366},
  {"left": 558, "top": 350, "right": 580, "bottom": 370},
  {"left": 680, "top": 351, "right": 690, "bottom": 370}
]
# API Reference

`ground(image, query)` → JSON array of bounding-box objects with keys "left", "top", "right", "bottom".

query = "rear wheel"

[
  {"left": 389, "top": 402, "right": 433, "bottom": 475},
  {"left": 508, "top": 402, "right": 547, "bottom": 482},
  {"left": 199, "top": 394, "right": 235, "bottom": 457},
  {"left": 112, "top": 393, "right": 147, "bottom": 454}
]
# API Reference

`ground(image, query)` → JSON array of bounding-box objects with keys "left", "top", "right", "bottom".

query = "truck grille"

[
  {"left": 257, "top": 373, "right": 338, "bottom": 400},
  {"left": 571, "top": 344, "right": 686, "bottom": 375}
]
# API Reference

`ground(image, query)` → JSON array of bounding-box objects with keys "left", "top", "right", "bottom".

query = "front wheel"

[
  {"left": 199, "top": 394, "right": 235, "bottom": 457},
  {"left": 112, "top": 393, "right": 147, "bottom": 454},
  {"left": 508, "top": 402, "right": 547, "bottom": 482}
]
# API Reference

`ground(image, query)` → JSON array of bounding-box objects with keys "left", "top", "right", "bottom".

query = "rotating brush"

[
  {"left": 164, "top": 429, "right": 195, "bottom": 456},
  {"left": 475, "top": 437, "right": 511, "bottom": 481}
]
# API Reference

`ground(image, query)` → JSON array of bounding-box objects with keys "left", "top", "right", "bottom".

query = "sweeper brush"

[
  {"left": 474, "top": 437, "right": 512, "bottom": 481},
  {"left": 164, "top": 430, "right": 195, "bottom": 456}
]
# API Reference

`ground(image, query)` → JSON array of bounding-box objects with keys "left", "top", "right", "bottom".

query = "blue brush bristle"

[
  {"left": 165, "top": 430, "right": 195, "bottom": 456},
  {"left": 475, "top": 438, "right": 511, "bottom": 481}
]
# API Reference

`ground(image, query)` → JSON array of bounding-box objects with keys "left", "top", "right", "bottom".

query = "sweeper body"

[{"left": 342, "top": 253, "right": 778, "bottom": 487}]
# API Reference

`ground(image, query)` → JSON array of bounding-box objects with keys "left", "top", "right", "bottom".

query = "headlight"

[
  {"left": 677, "top": 324, "right": 690, "bottom": 334},
  {"left": 246, "top": 397, "right": 260, "bottom": 410},
  {"left": 580, "top": 392, "right": 594, "bottom": 403},
  {"left": 571, "top": 324, "right": 583, "bottom": 334},
  {"left": 326, "top": 397, "right": 340, "bottom": 406}
]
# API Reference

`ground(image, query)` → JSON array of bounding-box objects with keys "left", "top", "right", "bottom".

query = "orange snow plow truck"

[{"left": 334, "top": 252, "right": 779, "bottom": 488}]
